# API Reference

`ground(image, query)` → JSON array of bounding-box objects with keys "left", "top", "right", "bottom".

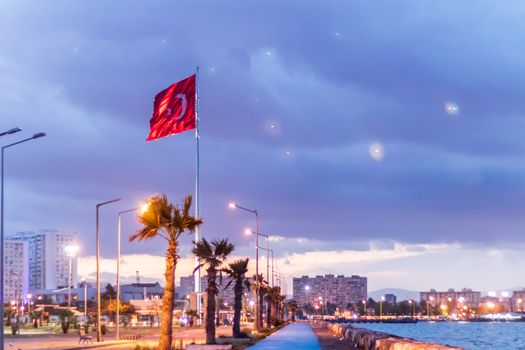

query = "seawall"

[{"left": 313, "top": 320, "right": 464, "bottom": 350}]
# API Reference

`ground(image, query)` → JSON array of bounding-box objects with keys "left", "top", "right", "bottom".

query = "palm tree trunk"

[
  {"left": 233, "top": 279, "right": 242, "bottom": 338},
  {"left": 206, "top": 267, "right": 217, "bottom": 344},
  {"left": 158, "top": 240, "right": 177, "bottom": 350},
  {"left": 258, "top": 292, "right": 264, "bottom": 329},
  {"left": 266, "top": 298, "right": 271, "bottom": 328}
]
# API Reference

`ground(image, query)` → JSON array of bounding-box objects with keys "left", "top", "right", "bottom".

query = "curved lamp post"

[
  {"left": 228, "top": 202, "right": 261, "bottom": 330},
  {"left": 115, "top": 203, "right": 149, "bottom": 340},
  {"left": 1, "top": 132, "right": 45, "bottom": 349},
  {"left": 96, "top": 198, "right": 121, "bottom": 342},
  {"left": 64, "top": 245, "right": 79, "bottom": 308}
]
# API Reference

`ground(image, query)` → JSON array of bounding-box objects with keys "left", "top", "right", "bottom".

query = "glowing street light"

[
  {"left": 305, "top": 285, "right": 310, "bottom": 312},
  {"left": 65, "top": 245, "right": 79, "bottom": 308},
  {"left": 246, "top": 228, "right": 272, "bottom": 286},
  {"left": 116, "top": 201, "right": 149, "bottom": 340},
  {"left": 1, "top": 131, "right": 46, "bottom": 349},
  {"left": 487, "top": 302, "right": 495, "bottom": 311},
  {"left": 96, "top": 198, "right": 121, "bottom": 342},
  {"left": 380, "top": 296, "right": 385, "bottom": 318},
  {"left": 27, "top": 293, "right": 33, "bottom": 316},
  {"left": 408, "top": 299, "right": 415, "bottom": 318},
  {"left": 427, "top": 296, "right": 434, "bottom": 318},
  {"left": 229, "top": 201, "right": 261, "bottom": 330}
]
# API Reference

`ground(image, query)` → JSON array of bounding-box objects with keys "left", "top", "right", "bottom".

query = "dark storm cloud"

[{"left": 2, "top": 0, "right": 525, "bottom": 258}]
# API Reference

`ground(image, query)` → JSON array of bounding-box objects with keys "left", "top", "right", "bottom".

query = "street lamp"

[
  {"left": 408, "top": 299, "right": 415, "bottom": 318},
  {"left": 115, "top": 203, "right": 149, "bottom": 340},
  {"left": 245, "top": 229, "right": 271, "bottom": 286},
  {"left": 229, "top": 201, "right": 260, "bottom": 330},
  {"left": 0, "top": 128, "right": 21, "bottom": 138},
  {"left": 380, "top": 296, "right": 385, "bottom": 319},
  {"left": 82, "top": 279, "right": 88, "bottom": 317},
  {"left": 65, "top": 245, "right": 79, "bottom": 308},
  {"left": 1, "top": 132, "right": 45, "bottom": 349},
  {"left": 428, "top": 296, "right": 434, "bottom": 318},
  {"left": 96, "top": 198, "right": 121, "bottom": 342},
  {"left": 27, "top": 293, "right": 32, "bottom": 317},
  {"left": 305, "top": 285, "right": 310, "bottom": 313}
]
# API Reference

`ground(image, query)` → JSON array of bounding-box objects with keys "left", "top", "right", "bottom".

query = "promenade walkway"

[{"left": 248, "top": 323, "right": 322, "bottom": 350}]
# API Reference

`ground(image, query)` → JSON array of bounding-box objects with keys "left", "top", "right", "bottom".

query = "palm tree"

[
  {"left": 192, "top": 238, "right": 235, "bottom": 344},
  {"left": 130, "top": 194, "right": 202, "bottom": 350},
  {"left": 224, "top": 258, "right": 250, "bottom": 338},
  {"left": 288, "top": 300, "right": 298, "bottom": 322},
  {"left": 265, "top": 286, "right": 281, "bottom": 328},
  {"left": 253, "top": 274, "right": 267, "bottom": 329},
  {"left": 185, "top": 309, "right": 198, "bottom": 327}
]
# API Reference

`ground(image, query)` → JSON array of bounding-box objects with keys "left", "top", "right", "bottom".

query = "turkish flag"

[{"left": 146, "top": 74, "right": 196, "bottom": 141}]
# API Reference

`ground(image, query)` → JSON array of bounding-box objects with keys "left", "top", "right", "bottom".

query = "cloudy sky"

[{"left": 2, "top": 1, "right": 525, "bottom": 293}]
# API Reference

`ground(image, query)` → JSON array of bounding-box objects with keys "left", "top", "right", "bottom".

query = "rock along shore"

[{"left": 313, "top": 320, "right": 464, "bottom": 350}]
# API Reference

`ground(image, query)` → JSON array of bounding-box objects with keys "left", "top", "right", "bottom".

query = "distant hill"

[{"left": 369, "top": 288, "right": 419, "bottom": 302}]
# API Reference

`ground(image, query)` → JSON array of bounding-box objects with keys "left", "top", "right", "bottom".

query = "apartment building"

[{"left": 293, "top": 274, "right": 367, "bottom": 308}]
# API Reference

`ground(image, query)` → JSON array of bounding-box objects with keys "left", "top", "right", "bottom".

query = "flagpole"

[{"left": 194, "top": 66, "right": 202, "bottom": 322}]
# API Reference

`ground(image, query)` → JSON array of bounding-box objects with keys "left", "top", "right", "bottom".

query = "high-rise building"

[
  {"left": 293, "top": 274, "right": 367, "bottom": 308},
  {"left": 8, "top": 230, "right": 78, "bottom": 290},
  {"left": 3, "top": 240, "right": 29, "bottom": 302},
  {"left": 511, "top": 289, "right": 525, "bottom": 312}
]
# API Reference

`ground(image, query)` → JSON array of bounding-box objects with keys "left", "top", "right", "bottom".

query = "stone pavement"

[{"left": 248, "top": 323, "right": 322, "bottom": 350}]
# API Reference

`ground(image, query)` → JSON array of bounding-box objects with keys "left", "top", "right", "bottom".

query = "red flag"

[{"left": 147, "top": 74, "right": 196, "bottom": 141}]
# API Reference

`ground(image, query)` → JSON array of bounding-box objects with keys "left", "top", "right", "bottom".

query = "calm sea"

[{"left": 358, "top": 321, "right": 525, "bottom": 350}]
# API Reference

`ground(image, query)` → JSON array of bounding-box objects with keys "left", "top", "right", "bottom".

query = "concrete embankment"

[{"left": 313, "top": 320, "right": 463, "bottom": 350}]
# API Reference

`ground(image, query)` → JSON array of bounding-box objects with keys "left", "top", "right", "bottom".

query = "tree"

[
  {"left": 253, "top": 274, "right": 267, "bottom": 329},
  {"left": 52, "top": 309, "right": 74, "bottom": 334},
  {"left": 288, "top": 300, "right": 298, "bottom": 322},
  {"left": 102, "top": 284, "right": 117, "bottom": 300},
  {"left": 224, "top": 258, "right": 250, "bottom": 338},
  {"left": 185, "top": 309, "right": 198, "bottom": 327},
  {"left": 131, "top": 194, "right": 202, "bottom": 350},
  {"left": 192, "top": 238, "right": 234, "bottom": 345},
  {"left": 265, "top": 286, "right": 280, "bottom": 328}
]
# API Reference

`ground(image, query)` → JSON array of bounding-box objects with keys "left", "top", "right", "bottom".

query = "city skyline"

[{"left": 2, "top": 1, "right": 525, "bottom": 292}]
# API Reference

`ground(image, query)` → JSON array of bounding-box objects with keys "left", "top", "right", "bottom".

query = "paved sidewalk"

[{"left": 248, "top": 323, "right": 321, "bottom": 350}]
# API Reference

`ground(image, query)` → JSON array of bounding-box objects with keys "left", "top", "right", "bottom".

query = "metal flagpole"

[{"left": 194, "top": 66, "right": 202, "bottom": 321}]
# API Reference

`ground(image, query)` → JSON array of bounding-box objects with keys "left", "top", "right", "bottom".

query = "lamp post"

[
  {"left": 1, "top": 132, "right": 45, "bottom": 349},
  {"left": 380, "top": 296, "right": 385, "bottom": 319},
  {"left": 27, "top": 293, "right": 32, "bottom": 318},
  {"left": 256, "top": 246, "right": 274, "bottom": 288},
  {"left": 305, "top": 285, "right": 310, "bottom": 314},
  {"left": 428, "top": 296, "right": 434, "bottom": 318},
  {"left": 96, "top": 198, "right": 121, "bottom": 342},
  {"left": 408, "top": 299, "right": 415, "bottom": 318},
  {"left": 229, "top": 202, "right": 260, "bottom": 330},
  {"left": 82, "top": 279, "right": 88, "bottom": 317},
  {"left": 115, "top": 203, "right": 148, "bottom": 340},
  {"left": 0, "top": 128, "right": 21, "bottom": 138},
  {"left": 245, "top": 229, "right": 272, "bottom": 286},
  {"left": 65, "top": 245, "right": 79, "bottom": 308}
]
